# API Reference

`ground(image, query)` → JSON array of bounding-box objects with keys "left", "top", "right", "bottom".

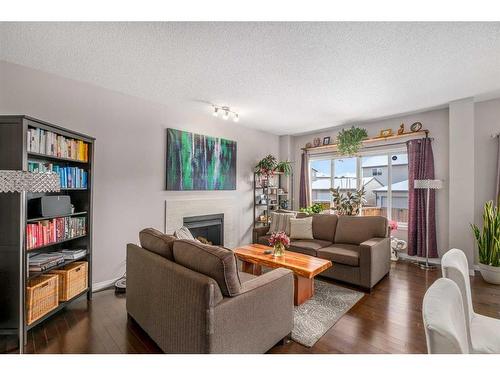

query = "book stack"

[
  {"left": 27, "top": 127, "right": 89, "bottom": 162},
  {"left": 28, "top": 161, "right": 88, "bottom": 189},
  {"left": 26, "top": 216, "right": 87, "bottom": 250},
  {"left": 28, "top": 252, "right": 65, "bottom": 272},
  {"left": 61, "top": 249, "right": 87, "bottom": 260}
]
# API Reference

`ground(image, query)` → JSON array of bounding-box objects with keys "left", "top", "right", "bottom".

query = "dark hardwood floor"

[{"left": 1, "top": 260, "right": 499, "bottom": 354}]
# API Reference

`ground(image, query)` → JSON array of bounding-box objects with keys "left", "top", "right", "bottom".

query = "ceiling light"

[{"left": 211, "top": 104, "right": 240, "bottom": 122}]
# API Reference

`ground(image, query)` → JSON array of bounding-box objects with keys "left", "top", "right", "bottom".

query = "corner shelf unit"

[
  {"left": 253, "top": 172, "right": 291, "bottom": 228},
  {"left": 0, "top": 115, "right": 94, "bottom": 346}
]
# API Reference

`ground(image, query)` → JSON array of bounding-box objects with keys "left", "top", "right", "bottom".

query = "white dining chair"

[
  {"left": 441, "top": 248, "right": 500, "bottom": 354},
  {"left": 422, "top": 278, "right": 470, "bottom": 353}
]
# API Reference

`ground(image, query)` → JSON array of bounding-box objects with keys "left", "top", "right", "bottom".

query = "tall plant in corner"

[
  {"left": 471, "top": 199, "right": 500, "bottom": 284},
  {"left": 336, "top": 126, "right": 368, "bottom": 156}
]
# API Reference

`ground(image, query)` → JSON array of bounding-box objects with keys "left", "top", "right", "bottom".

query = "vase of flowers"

[{"left": 269, "top": 231, "right": 290, "bottom": 257}]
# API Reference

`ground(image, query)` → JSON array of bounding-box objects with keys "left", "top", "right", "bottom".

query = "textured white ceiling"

[{"left": 1, "top": 22, "right": 500, "bottom": 135}]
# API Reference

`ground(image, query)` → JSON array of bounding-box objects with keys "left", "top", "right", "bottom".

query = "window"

[{"left": 309, "top": 149, "right": 408, "bottom": 228}]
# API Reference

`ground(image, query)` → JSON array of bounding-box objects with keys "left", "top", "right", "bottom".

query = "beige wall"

[{"left": 0, "top": 60, "right": 280, "bottom": 285}]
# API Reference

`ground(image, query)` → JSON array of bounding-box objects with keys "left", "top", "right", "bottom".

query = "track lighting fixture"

[{"left": 211, "top": 105, "right": 239, "bottom": 122}]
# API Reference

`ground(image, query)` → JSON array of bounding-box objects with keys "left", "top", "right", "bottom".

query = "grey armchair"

[{"left": 126, "top": 229, "right": 294, "bottom": 353}]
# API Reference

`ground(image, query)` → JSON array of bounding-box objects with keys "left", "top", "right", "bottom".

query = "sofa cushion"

[
  {"left": 288, "top": 239, "right": 332, "bottom": 257},
  {"left": 139, "top": 228, "right": 176, "bottom": 260},
  {"left": 267, "top": 211, "right": 296, "bottom": 235},
  {"left": 290, "top": 216, "right": 314, "bottom": 240},
  {"left": 334, "top": 216, "right": 388, "bottom": 245},
  {"left": 312, "top": 214, "right": 338, "bottom": 242},
  {"left": 317, "top": 244, "right": 360, "bottom": 266},
  {"left": 173, "top": 239, "right": 242, "bottom": 297}
]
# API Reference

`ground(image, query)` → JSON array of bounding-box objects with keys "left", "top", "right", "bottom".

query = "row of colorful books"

[
  {"left": 28, "top": 161, "right": 88, "bottom": 189},
  {"left": 28, "top": 249, "right": 87, "bottom": 272},
  {"left": 27, "top": 127, "right": 89, "bottom": 162},
  {"left": 26, "top": 216, "right": 87, "bottom": 250}
]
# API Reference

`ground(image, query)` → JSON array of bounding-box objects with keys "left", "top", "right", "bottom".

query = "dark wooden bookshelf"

[{"left": 0, "top": 115, "right": 94, "bottom": 350}]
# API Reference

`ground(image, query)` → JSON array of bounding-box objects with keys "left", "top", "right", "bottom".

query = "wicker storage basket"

[
  {"left": 26, "top": 274, "right": 59, "bottom": 325},
  {"left": 50, "top": 261, "right": 88, "bottom": 301}
]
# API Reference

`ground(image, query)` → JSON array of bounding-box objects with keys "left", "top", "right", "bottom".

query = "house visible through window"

[{"left": 309, "top": 150, "right": 408, "bottom": 228}]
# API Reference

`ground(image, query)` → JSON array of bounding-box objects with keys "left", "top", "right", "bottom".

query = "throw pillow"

[
  {"left": 174, "top": 226, "right": 196, "bottom": 240},
  {"left": 267, "top": 212, "right": 296, "bottom": 235},
  {"left": 289, "top": 216, "right": 314, "bottom": 240}
]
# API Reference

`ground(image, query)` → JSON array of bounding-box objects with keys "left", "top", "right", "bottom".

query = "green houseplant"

[
  {"left": 336, "top": 126, "right": 368, "bottom": 156},
  {"left": 299, "top": 203, "right": 324, "bottom": 215},
  {"left": 330, "top": 187, "right": 366, "bottom": 216},
  {"left": 471, "top": 200, "right": 500, "bottom": 284},
  {"left": 275, "top": 160, "right": 292, "bottom": 176},
  {"left": 255, "top": 155, "right": 292, "bottom": 176}
]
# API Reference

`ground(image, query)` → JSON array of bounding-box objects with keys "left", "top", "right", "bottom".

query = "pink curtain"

[
  {"left": 299, "top": 152, "right": 311, "bottom": 209},
  {"left": 407, "top": 138, "right": 438, "bottom": 258},
  {"left": 496, "top": 135, "right": 500, "bottom": 205}
]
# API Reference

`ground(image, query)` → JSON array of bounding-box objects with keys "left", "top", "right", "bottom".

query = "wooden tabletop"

[{"left": 233, "top": 244, "right": 332, "bottom": 279}]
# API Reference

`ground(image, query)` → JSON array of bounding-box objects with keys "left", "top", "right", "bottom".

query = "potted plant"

[
  {"left": 330, "top": 187, "right": 366, "bottom": 215},
  {"left": 471, "top": 200, "right": 500, "bottom": 284},
  {"left": 268, "top": 231, "right": 290, "bottom": 257},
  {"left": 299, "top": 203, "right": 324, "bottom": 215},
  {"left": 255, "top": 154, "right": 277, "bottom": 176},
  {"left": 255, "top": 155, "right": 293, "bottom": 176},
  {"left": 336, "top": 126, "right": 368, "bottom": 156},
  {"left": 275, "top": 160, "right": 292, "bottom": 176}
]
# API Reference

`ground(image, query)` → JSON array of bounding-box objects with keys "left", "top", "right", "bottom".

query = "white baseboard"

[{"left": 92, "top": 278, "right": 119, "bottom": 292}]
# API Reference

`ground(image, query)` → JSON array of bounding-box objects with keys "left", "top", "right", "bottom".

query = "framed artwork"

[
  {"left": 323, "top": 136, "right": 331, "bottom": 145},
  {"left": 166, "top": 128, "right": 237, "bottom": 190}
]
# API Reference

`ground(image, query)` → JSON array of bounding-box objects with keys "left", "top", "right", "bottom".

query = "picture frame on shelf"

[{"left": 323, "top": 136, "right": 331, "bottom": 145}]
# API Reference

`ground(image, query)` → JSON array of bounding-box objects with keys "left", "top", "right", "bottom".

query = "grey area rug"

[{"left": 292, "top": 280, "right": 364, "bottom": 347}]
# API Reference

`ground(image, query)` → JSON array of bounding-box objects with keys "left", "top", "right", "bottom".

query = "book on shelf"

[
  {"left": 61, "top": 249, "right": 87, "bottom": 260},
  {"left": 28, "top": 161, "right": 88, "bottom": 189},
  {"left": 28, "top": 252, "right": 65, "bottom": 272},
  {"left": 26, "top": 216, "right": 87, "bottom": 250},
  {"left": 27, "top": 127, "right": 89, "bottom": 162}
]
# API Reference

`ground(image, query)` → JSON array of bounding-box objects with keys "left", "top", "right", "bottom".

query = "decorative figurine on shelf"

[
  {"left": 397, "top": 123, "right": 405, "bottom": 135},
  {"left": 305, "top": 142, "right": 312, "bottom": 148},
  {"left": 410, "top": 121, "right": 422, "bottom": 132},
  {"left": 280, "top": 199, "right": 289, "bottom": 210},
  {"left": 379, "top": 128, "right": 393, "bottom": 138},
  {"left": 313, "top": 137, "right": 321, "bottom": 147}
]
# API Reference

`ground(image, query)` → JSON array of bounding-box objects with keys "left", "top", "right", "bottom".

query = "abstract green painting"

[{"left": 166, "top": 128, "right": 237, "bottom": 190}]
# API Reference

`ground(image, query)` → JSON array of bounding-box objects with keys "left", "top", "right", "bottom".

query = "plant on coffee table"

[{"left": 268, "top": 231, "right": 290, "bottom": 257}]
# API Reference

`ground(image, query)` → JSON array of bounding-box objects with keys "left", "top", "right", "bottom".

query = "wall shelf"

[{"left": 301, "top": 130, "right": 429, "bottom": 152}]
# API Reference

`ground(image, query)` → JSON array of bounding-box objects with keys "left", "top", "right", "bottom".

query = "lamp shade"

[
  {"left": 0, "top": 170, "right": 60, "bottom": 193},
  {"left": 414, "top": 179, "right": 443, "bottom": 190}
]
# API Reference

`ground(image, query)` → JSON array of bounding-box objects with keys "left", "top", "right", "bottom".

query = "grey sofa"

[
  {"left": 254, "top": 213, "right": 390, "bottom": 291},
  {"left": 126, "top": 228, "right": 294, "bottom": 354}
]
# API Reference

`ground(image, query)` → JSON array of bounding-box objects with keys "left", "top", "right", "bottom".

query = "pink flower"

[
  {"left": 268, "top": 231, "right": 290, "bottom": 247},
  {"left": 389, "top": 220, "right": 398, "bottom": 231}
]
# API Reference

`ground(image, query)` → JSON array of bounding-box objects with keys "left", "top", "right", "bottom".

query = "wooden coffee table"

[{"left": 233, "top": 244, "right": 332, "bottom": 305}]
